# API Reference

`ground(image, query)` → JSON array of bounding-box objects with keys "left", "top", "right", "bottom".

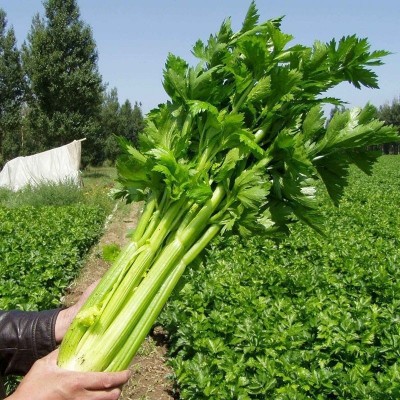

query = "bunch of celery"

[{"left": 58, "top": 2, "right": 398, "bottom": 371}]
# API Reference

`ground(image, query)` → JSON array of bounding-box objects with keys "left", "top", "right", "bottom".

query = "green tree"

[
  {"left": 120, "top": 100, "right": 144, "bottom": 144},
  {"left": 22, "top": 0, "right": 103, "bottom": 162},
  {"left": 130, "top": 101, "right": 145, "bottom": 143},
  {"left": 99, "top": 91, "right": 146, "bottom": 163},
  {"left": 377, "top": 98, "right": 400, "bottom": 154},
  {"left": 101, "top": 87, "right": 121, "bottom": 162},
  {"left": 119, "top": 100, "right": 133, "bottom": 142},
  {"left": 0, "top": 9, "right": 26, "bottom": 166}
]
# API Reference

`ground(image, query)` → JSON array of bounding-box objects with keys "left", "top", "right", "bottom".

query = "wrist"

[{"left": 54, "top": 307, "right": 75, "bottom": 343}]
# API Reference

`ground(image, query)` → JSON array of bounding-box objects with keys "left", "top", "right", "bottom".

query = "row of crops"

[
  {"left": 1, "top": 157, "right": 399, "bottom": 398},
  {"left": 159, "top": 155, "right": 400, "bottom": 399},
  {"left": 0, "top": 188, "right": 107, "bottom": 311}
]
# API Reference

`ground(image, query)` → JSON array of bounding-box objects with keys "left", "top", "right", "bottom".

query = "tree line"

[
  {"left": 0, "top": 0, "right": 144, "bottom": 168},
  {"left": 376, "top": 98, "right": 400, "bottom": 154}
]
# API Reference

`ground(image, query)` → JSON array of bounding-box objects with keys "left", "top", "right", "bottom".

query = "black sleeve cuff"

[{"left": 0, "top": 309, "right": 62, "bottom": 376}]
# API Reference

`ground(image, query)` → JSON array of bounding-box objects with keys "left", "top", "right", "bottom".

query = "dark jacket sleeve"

[{"left": 0, "top": 309, "right": 61, "bottom": 376}]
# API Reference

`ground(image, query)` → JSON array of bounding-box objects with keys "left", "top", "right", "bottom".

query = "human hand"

[
  {"left": 8, "top": 349, "right": 130, "bottom": 400},
  {"left": 55, "top": 280, "right": 99, "bottom": 342}
]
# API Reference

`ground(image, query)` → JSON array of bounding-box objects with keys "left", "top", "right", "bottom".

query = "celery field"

[
  {"left": 0, "top": 157, "right": 399, "bottom": 398},
  {"left": 0, "top": 178, "right": 111, "bottom": 311},
  {"left": 158, "top": 155, "right": 400, "bottom": 399}
]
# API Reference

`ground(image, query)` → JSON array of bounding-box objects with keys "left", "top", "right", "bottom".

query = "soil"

[{"left": 62, "top": 201, "right": 177, "bottom": 400}]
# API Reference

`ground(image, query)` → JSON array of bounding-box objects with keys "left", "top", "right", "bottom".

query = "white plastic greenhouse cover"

[{"left": 0, "top": 140, "right": 83, "bottom": 191}]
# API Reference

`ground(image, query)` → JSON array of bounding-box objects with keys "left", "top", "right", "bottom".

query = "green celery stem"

[
  {"left": 65, "top": 198, "right": 189, "bottom": 358},
  {"left": 58, "top": 240, "right": 139, "bottom": 365},
  {"left": 106, "top": 224, "right": 221, "bottom": 371},
  {"left": 59, "top": 194, "right": 159, "bottom": 365},
  {"left": 131, "top": 193, "right": 157, "bottom": 242},
  {"left": 59, "top": 186, "right": 224, "bottom": 371}
]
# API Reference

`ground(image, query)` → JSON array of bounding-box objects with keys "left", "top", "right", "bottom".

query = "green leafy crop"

[
  {"left": 160, "top": 156, "right": 400, "bottom": 399},
  {"left": 0, "top": 205, "right": 105, "bottom": 310}
]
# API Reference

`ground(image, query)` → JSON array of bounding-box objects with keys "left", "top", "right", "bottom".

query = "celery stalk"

[
  {"left": 58, "top": 187, "right": 224, "bottom": 371},
  {"left": 106, "top": 224, "right": 221, "bottom": 372}
]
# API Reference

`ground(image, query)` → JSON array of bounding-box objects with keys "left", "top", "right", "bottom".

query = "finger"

[
  {"left": 52, "top": 353, "right": 130, "bottom": 387},
  {"left": 75, "top": 280, "right": 100, "bottom": 305},
  {"left": 43, "top": 348, "right": 59, "bottom": 363},
  {"left": 81, "top": 370, "right": 131, "bottom": 390},
  {"left": 84, "top": 280, "right": 101, "bottom": 295},
  {"left": 87, "top": 387, "right": 122, "bottom": 400}
]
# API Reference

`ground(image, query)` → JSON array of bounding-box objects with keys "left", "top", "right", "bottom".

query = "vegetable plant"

[
  {"left": 159, "top": 156, "right": 400, "bottom": 399},
  {"left": 57, "top": 2, "right": 399, "bottom": 372},
  {"left": 0, "top": 205, "right": 105, "bottom": 310}
]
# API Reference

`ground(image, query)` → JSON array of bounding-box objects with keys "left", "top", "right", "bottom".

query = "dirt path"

[{"left": 63, "top": 201, "right": 176, "bottom": 400}]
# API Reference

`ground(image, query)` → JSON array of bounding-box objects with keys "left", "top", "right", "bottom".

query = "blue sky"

[{"left": 1, "top": 0, "right": 399, "bottom": 114}]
